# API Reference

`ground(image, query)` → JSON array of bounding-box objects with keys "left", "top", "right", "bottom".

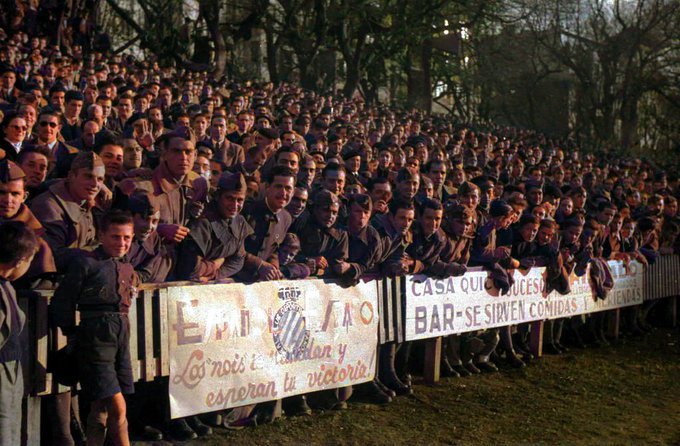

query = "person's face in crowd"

[
  {"left": 133, "top": 211, "right": 160, "bottom": 242},
  {"left": 391, "top": 208, "right": 415, "bottom": 235},
  {"left": 314, "top": 203, "right": 339, "bottom": 229},
  {"left": 0, "top": 179, "right": 26, "bottom": 219},
  {"left": 231, "top": 97, "right": 244, "bottom": 115},
  {"left": 19, "top": 152, "right": 48, "bottom": 187},
  {"left": 266, "top": 174, "right": 295, "bottom": 212},
  {"left": 451, "top": 168, "right": 465, "bottom": 186},
  {"left": 370, "top": 182, "right": 392, "bottom": 206},
  {"left": 537, "top": 225, "right": 556, "bottom": 246},
  {"left": 527, "top": 188, "right": 543, "bottom": 206},
  {"left": 520, "top": 221, "right": 539, "bottom": 243},
  {"left": 65, "top": 99, "right": 83, "bottom": 119},
  {"left": 148, "top": 108, "right": 163, "bottom": 125},
  {"left": 561, "top": 225, "right": 582, "bottom": 246},
  {"left": 217, "top": 189, "right": 246, "bottom": 219},
  {"left": 158, "top": 88, "right": 172, "bottom": 107},
  {"left": 571, "top": 191, "right": 586, "bottom": 209},
  {"left": 38, "top": 115, "right": 61, "bottom": 144},
  {"left": 286, "top": 187, "right": 308, "bottom": 218},
  {"left": 397, "top": 176, "right": 419, "bottom": 200},
  {"left": 278, "top": 242, "right": 299, "bottom": 266},
  {"left": 558, "top": 197, "right": 573, "bottom": 216},
  {"left": 84, "top": 86, "right": 97, "bottom": 105},
  {"left": 123, "top": 142, "right": 143, "bottom": 170},
  {"left": 279, "top": 116, "right": 293, "bottom": 133},
  {"left": 99, "top": 144, "right": 124, "bottom": 178},
  {"left": 328, "top": 139, "right": 343, "bottom": 156},
  {"left": 5, "top": 117, "right": 27, "bottom": 144},
  {"left": 68, "top": 167, "right": 104, "bottom": 203},
  {"left": 664, "top": 199, "right": 678, "bottom": 217},
  {"left": 323, "top": 170, "right": 346, "bottom": 195},
  {"left": 211, "top": 117, "right": 228, "bottom": 141},
  {"left": 349, "top": 201, "right": 371, "bottom": 231},
  {"left": 174, "top": 116, "right": 189, "bottom": 128},
  {"left": 100, "top": 223, "right": 134, "bottom": 258},
  {"left": 552, "top": 169, "right": 565, "bottom": 184},
  {"left": 451, "top": 215, "right": 474, "bottom": 238},
  {"left": 529, "top": 169, "right": 542, "bottom": 182},
  {"left": 421, "top": 207, "right": 443, "bottom": 237},
  {"left": 511, "top": 163, "right": 523, "bottom": 178},
  {"left": 193, "top": 116, "right": 209, "bottom": 137},
  {"left": 118, "top": 97, "right": 133, "bottom": 121},
  {"left": 20, "top": 106, "right": 36, "bottom": 131},
  {"left": 237, "top": 113, "right": 253, "bottom": 133},
  {"left": 345, "top": 155, "right": 361, "bottom": 173},
  {"left": 460, "top": 190, "right": 480, "bottom": 210},
  {"left": 532, "top": 206, "right": 547, "bottom": 220},
  {"left": 420, "top": 179, "right": 434, "bottom": 198},
  {"left": 428, "top": 164, "right": 446, "bottom": 189},
  {"left": 378, "top": 151, "right": 392, "bottom": 169},
  {"left": 163, "top": 137, "right": 196, "bottom": 178},
  {"left": 97, "top": 98, "right": 112, "bottom": 118},
  {"left": 1, "top": 71, "right": 16, "bottom": 91},
  {"left": 621, "top": 221, "right": 635, "bottom": 239},
  {"left": 193, "top": 155, "right": 210, "bottom": 177},
  {"left": 82, "top": 121, "right": 100, "bottom": 149},
  {"left": 89, "top": 105, "right": 104, "bottom": 127},
  {"left": 208, "top": 161, "right": 222, "bottom": 189},
  {"left": 277, "top": 152, "right": 299, "bottom": 173},
  {"left": 597, "top": 207, "right": 616, "bottom": 226},
  {"left": 649, "top": 198, "right": 664, "bottom": 215},
  {"left": 298, "top": 158, "right": 315, "bottom": 187}
]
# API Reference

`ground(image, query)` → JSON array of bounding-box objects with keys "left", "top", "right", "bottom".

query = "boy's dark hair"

[
  {"left": 266, "top": 165, "right": 296, "bottom": 184},
  {"left": 100, "top": 210, "right": 134, "bottom": 233},
  {"left": 540, "top": 219, "right": 557, "bottom": 230},
  {"left": 17, "top": 145, "right": 50, "bottom": 164},
  {"left": 419, "top": 197, "right": 443, "bottom": 213},
  {"left": 0, "top": 221, "right": 38, "bottom": 263},
  {"left": 322, "top": 162, "right": 346, "bottom": 178},
  {"left": 519, "top": 214, "right": 540, "bottom": 227},
  {"left": 389, "top": 198, "right": 414, "bottom": 216}
]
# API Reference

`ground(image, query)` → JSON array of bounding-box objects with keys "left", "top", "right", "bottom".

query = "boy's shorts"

[{"left": 77, "top": 313, "right": 134, "bottom": 401}]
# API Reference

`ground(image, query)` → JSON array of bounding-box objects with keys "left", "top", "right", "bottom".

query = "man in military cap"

[
  {"left": 295, "top": 189, "right": 351, "bottom": 278},
  {"left": 174, "top": 171, "right": 252, "bottom": 282},
  {"left": 0, "top": 159, "right": 56, "bottom": 284},
  {"left": 30, "top": 151, "right": 104, "bottom": 271}
]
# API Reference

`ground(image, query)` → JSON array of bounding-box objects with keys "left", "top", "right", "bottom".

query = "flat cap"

[{"left": 0, "top": 160, "right": 25, "bottom": 183}]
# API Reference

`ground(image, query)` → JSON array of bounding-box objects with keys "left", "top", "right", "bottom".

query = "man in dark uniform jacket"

[
  {"left": 295, "top": 189, "right": 351, "bottom": 278},
  {"left": 126, "top": 191, "right": 174, "bottom": 283},
  {"left": 174, "top": 171, "right": 252, "bottom": 282},
  {"left": 239, "top": 166, "right": 296, "bottom": 282},
  {"left": 50, "top": 211, "right": 140, "bottom": 446}
]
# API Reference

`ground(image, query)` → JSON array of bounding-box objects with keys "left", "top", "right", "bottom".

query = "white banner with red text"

[
  {"left": 405, "top": 260, "right": 644, "bottom": 341},
  {"left": 167, "top": 279, "right": 379, "bottom": 418}
]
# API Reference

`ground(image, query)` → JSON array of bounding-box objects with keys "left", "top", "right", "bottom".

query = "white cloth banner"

[
  {"left": 405, "top": 261, "right": 644, "bottom": 341},
  {"left": 167, "top": 279, "right": 379, "bottom": 418}
]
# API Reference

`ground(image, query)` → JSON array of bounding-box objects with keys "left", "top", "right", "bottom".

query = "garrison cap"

[
  {"left": 217, "top": 171, "right": 247, "bottom": 192},
  {"left": 0, "top": 160, "right": 25, "bottom": 183},
  {"left": 70, "top": 151, "right": 105, "bottom": 172},
  {"left": 313, "top": 189, "right": 340, "bottom": 210}
]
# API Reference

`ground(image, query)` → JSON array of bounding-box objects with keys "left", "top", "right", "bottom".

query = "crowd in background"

[{"left": 0, "top": 25, "right": 678, "bottom": 446}]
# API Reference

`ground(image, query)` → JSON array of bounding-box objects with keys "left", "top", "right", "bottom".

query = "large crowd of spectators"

[{"left": 0, "top": 24, "right": 678, "bottom": 446}]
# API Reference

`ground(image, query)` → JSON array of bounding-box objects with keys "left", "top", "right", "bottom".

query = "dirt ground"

[{"left": 148, "top": 327, "right": 680, "bottom": 446}]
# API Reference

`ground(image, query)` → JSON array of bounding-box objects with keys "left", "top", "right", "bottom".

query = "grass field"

[{"left": 157, "top": 327, "right": 680, "bottom": 446}]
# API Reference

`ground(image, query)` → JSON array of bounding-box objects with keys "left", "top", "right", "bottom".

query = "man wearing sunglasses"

[{"left": 31, "top": 111, "right": 76, "bottom": 171}]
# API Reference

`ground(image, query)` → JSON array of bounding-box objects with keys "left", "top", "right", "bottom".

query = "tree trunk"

[
  {"left": 264, "top": 26, "right": 279, "bottom": 83},
  {"left": 420, "top": 38, "right": 432, "bottom": 112}
]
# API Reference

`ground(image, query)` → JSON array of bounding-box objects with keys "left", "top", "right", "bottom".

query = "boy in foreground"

[{"left": 51, "top": 211, "right": 140, "bottom": 446}]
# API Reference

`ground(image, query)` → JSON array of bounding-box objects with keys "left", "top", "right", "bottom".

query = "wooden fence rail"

[{"left": 17, "top": 256, "right": 679, "bottom": 445}]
